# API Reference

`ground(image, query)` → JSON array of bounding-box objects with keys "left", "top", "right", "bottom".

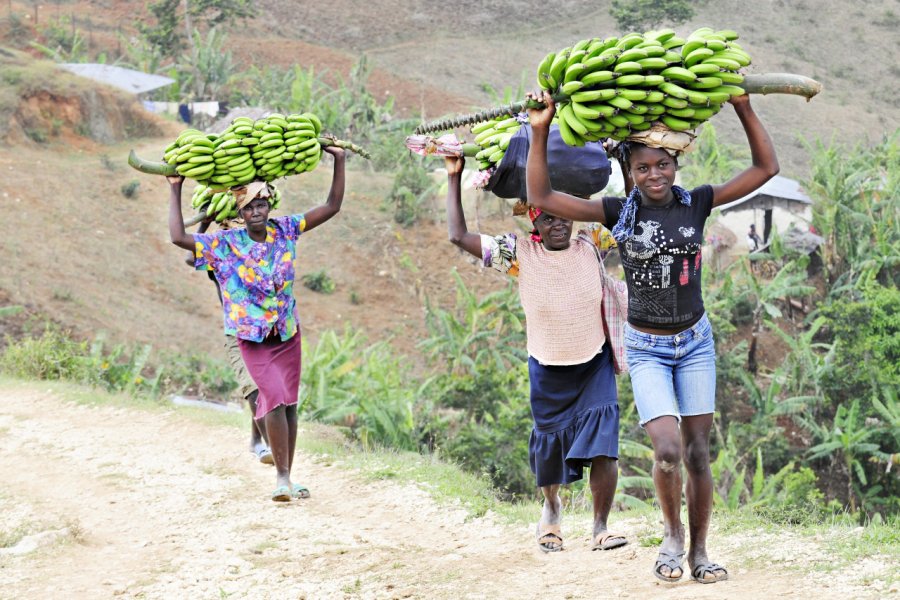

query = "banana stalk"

[
  {"left": 318, "top": 135, "right": 372, "bottom": 159},
  {"left": 128, "top": 149, "right": 176, "bottom": 176},
  {"left": 413, "top": 73, "right": 822, "bottom": 134},
  {"left": 184, "top": 207, "right": 214, "bottom": 227},
  {"left": 128, "top": 136, "right": 370, "bottom": 177},
  {"left": 739, "top": 73, "right": 822, "bottom": 99}
]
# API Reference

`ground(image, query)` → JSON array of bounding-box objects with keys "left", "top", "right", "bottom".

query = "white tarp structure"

[{"left": 58, "top": 63, "right": 175, "bottom": 95}]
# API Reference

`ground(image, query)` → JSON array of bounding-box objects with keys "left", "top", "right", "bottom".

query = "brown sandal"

[
  {"left": 535, "top": 523, "right": 564, "bottom": 553},
  {"left": 592, "top": 531, "right": 628, "bottom": 551}
]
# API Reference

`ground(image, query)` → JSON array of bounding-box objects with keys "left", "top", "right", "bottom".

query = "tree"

[
  {"left": 609, "top": 0, "right": 696, "bottom": 31},
  {"left": 137, "top": 0, "right": 253, "bottom": 61}
]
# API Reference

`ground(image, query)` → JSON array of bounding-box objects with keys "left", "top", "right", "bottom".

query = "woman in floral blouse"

[{"left": 167, "top": 145, "right": 345, "bottom": 501}]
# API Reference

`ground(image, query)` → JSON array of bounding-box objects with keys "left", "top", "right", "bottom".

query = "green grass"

[{"left": 715, "top": 507, "right": 900, "bottom": 581}]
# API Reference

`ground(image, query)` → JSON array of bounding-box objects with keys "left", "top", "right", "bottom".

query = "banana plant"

[
  {"left": 806, "top": 134, "right": 900, "bottom": 291},
  {"left": 739, "top": 255, "right": 815, "bottom": 373},
  {"left": 800, "top": 399, "right": 881, "bottom": 511},
  {"left": 767, "top": 317, "right": 835, "bottom": 407},
  {"left": 420, "top": 270, "right": 526, "bottom": 377}
]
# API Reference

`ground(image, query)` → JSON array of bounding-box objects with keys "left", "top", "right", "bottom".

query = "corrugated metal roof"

[
  {"left": 58, "top": 63, "right": 175, "bottom": 95},
  {"left": 718, "top": 175, "right": 812, "bottom": 213}
]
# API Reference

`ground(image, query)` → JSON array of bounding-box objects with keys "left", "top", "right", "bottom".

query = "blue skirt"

[{"left": 528, "top": 346, "right": 619, "bottom": 487}]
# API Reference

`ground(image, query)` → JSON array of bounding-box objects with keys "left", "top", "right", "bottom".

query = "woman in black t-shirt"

[{"left": 524, "top": 90, "right": 779, "bottom": 585}]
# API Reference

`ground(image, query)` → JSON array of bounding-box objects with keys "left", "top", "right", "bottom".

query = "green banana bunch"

[
  {"left": 534, "top": 27, "right": 751, "bottom": 144},
  {"left": 190, "top": 183, "right": 283, "bottom": 224},
  {"left": 470, "top": 115, "right": 524, "bottom": 170},
  {"left": 163, "top": 112, "right": 325, "bottom": 190}
]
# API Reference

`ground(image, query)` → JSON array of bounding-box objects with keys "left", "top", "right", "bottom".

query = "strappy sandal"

[
  {"left": 592, "top": 531, "right": 628, "bottom": 551},
  {"left": 253, "top": 446, "right": 274, "bottom": 465},
  {"left": 535, "top": 523, "right": 563, "bottom": 553},
  {"left": 271, "top": 485, "right": 291, "bottom": 502},
  {"left": 652, "top": 549, "right": 685, "bottom": 582},
  {"left": 690, "top": 562, "right": 728, "bottom": 584},
  {"left": 291, "top": 483, "right": 310, "bottom": 499}
]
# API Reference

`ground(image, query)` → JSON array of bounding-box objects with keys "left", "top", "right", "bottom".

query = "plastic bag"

[{"left": 484, "top": 123, "right": 611, "bottom": 199}]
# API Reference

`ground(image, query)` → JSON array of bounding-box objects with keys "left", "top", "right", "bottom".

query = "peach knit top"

[{"left": 481, "top": 233, "right": 605, "bottom": 365}]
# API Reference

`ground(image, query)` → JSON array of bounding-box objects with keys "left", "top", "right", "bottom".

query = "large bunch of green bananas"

[
  {"left": 470, "top": 115, "right": 524, "bottom": 170},
  {"left": 190, "top": 183, "right": 283, "bottom": 223},
  {"left": 162, "top": 112, "right": 324, "bottom": 189},
  {"left": 536, "top": 27, "right": 750, "bottom": 144}
]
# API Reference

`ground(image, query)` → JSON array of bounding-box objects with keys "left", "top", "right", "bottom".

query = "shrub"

[
  {"left": 155, "top": 350, "right": 237, "bottom": 399},
  {"left": 423, "top": 366, "right": 534, "bottom": 498},
  {"left": 120, "top": 180, "right": 140, "bottom": 199},
  {"left": 388, "top": 159, "right": 437, "bottom": 227},
  {"left": 0, "top": 327, "right": 96, "bottom": 383},
  {"left": 302, "top": 270, "right": 335, "bottom": 294},
  {"left": 818, "top": 282, "right": 900, "bottom": 399}
]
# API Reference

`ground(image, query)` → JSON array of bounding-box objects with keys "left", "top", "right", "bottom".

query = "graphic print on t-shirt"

[
  {"left": 603, "top": 185, "right": 714, "bottom": 329},
  {"left": 620, "top": 216, "right": 703, "bottom": 324},
  {"left": 624, "top": 220, "right": 661, "bottom": 260}
]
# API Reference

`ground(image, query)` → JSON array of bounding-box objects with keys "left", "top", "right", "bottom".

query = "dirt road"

[{"left": 0, "top": 387, "right": 885, "bottom": 599}]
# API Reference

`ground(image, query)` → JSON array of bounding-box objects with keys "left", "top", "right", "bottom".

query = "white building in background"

[{"left": 715, "top": 174, "right": 814, "bottom": 254}]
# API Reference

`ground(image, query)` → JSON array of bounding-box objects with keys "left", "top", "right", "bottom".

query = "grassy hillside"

[
  {"left": 0, "top": 0, "right": 896, "bottom": 353},
  {"left": 276, "top": 0, "right": 899, "bottom": 175}
]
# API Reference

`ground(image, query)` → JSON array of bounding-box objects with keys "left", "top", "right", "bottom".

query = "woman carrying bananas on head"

[
  {"left": 444, "top": 154, "right": 629, "bottom": 555},
  {"left": 525, "top": 89, "right": 778, "bottom": 584},
  {"left": 167, "top": 144, "right": 346, "bottom": 502}
]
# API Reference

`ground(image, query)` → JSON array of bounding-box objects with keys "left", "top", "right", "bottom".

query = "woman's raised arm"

[
  {"left": 445, "top": 156, "right": 482, "bottom": 258},
  {"left": 710, "top": 95, "right": 780, "bottom": 207},
  {"left": 525, "top": 90, "right": 608, "bottom": 223},
  {"left": 303, "top": 146, "right": 346, "bottom": 232},
  {"left": 168, "top": 176, "right": 196, "bottom": 251}
]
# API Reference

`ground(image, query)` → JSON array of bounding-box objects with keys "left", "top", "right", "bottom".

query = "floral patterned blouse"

[{"left": 194, "top": 214, "right": 306, "bottom": 342}]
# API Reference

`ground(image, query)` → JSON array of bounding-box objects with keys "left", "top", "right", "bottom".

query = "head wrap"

[
  {"left": 527, "top": 206, "right": 543, "bottom": 242},
  {"left": 610, "top": 126, "right": 696, "bottom": 243},
  {"left": 233, "top": 181, "right": 271, "bottom": 212}
]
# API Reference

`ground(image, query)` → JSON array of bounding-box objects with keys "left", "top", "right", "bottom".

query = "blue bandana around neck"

[{"left": 611, "top": 185, "right": 693, "bottom": 243}]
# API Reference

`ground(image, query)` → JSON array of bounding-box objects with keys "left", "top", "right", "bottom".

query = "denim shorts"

[{"left": 624, "top": 313, "right": 716, "bottom": 426}]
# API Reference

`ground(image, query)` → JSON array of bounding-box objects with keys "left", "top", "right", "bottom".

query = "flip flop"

[
  {"left": 271, "top": 485, "right": 291, "bottom": 502},
  {"left": 535, "top": 523, "right": 563, "bottom": 553},
  {"left": 254, "top": 446, "right": 274, "bottom": 465},
  {"left": 653, "top": 549, "right": 685, "bottom": 583},
  {"left": 592, "top": 531, "right": 628, "bottom": 551},
  {"left": 690, "top": 562, "right": 728, "bottom": 584},
  {"left": 291, "top": 484, "right": 310, "bottom": 499}
]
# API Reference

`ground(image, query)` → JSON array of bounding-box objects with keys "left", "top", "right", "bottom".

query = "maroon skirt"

[{"left": 237, "top": 332, "right": 302, "bottom": 418}]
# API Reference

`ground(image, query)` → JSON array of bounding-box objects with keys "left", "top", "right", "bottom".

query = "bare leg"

[
  {"left": 537, "top": 484, "right": 562, "bottom": 551},
  {"left": 682, "top": 414, "right": 726, "bottom": 582},
  {"left": 590, "top": 456, "right": 622, "bottom": 546},
  {"left": 285, "top": 404, "right": 298, "bottom": 473},
  {"left": 247, "top": 390, "right": 269, "bottom": 447},
  {"left": 644, "top": 416, "right": 686, "bottom": 580},
  {"left": 262, "top": 405, "right": 292, "bottom": 491}
]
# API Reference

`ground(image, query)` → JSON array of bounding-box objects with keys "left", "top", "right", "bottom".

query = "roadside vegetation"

[{"left": 2, "top": 133, "right": 897, "bottom": 526}]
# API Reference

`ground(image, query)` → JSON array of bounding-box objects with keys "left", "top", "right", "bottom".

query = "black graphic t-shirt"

[{"left": 603, "top": 185, "right": 714, "bottom": 330}]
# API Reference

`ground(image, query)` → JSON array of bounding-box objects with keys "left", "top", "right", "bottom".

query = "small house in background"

[
  {"left": 715, "top": 174, "right": 814, "bottom": 251},
  {"left": 58, "top": 63, "right": 175, "bottom": 98}
]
